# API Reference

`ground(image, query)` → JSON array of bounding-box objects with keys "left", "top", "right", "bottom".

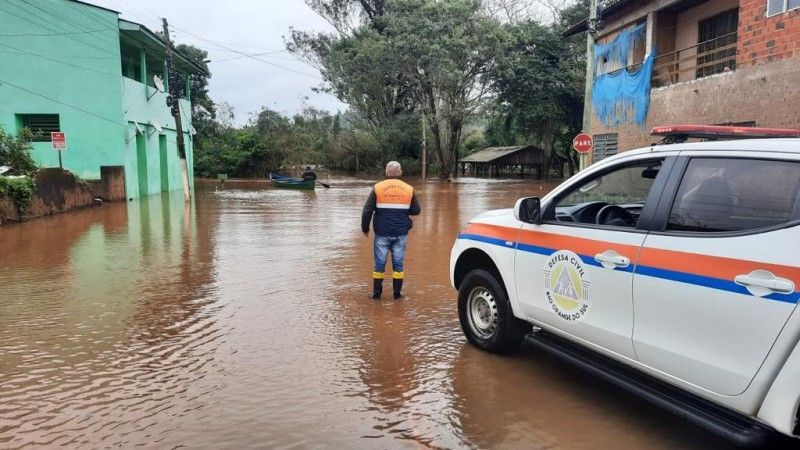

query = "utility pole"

[
  {"left": 162, "top": 18, "right": 191, "bottom": 203},
  {"left": 421, "top": 112, "right": 427, "bottom": 180},
  {"left": 580, "top": 0, "right": 598, "bottom": 171}
]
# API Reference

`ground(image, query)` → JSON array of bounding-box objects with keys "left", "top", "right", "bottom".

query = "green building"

[{"left": 0, "top": 0, "right": 205, "bottom": 198}]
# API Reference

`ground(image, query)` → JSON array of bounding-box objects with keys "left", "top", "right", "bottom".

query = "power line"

[
  {"left": 0, "top": 75, "right": 191, "bottom": 150},
  {"left": 0, "top": 3, "right": 118, "bottom": 56},
  {"left": 168, "top": 25, "right": 322, "bottom": 80},
  {"left": 171, "top": 29, "right": 291, "bottom": 53},
  {"left": 0, "top": 77, "right": 128, "bottom": 128},
  {"left": 17, "top": 0, "right": 120, "bottom": 49},
  {"left": 62, "top": 0, "right": 122, "bottom": 32},
  {"left": 109, "top": 0, "right": 163, "bottom": 27},
  {"left": 0, "top": 28, "right": 110, "bottom": 37},
  {"left": 0, "top": 49, "right": 117, "bottom": 60},
  {"left": 210, "top": 51, "right": 303, "bottom": 64},
  {"left": 68, "top": 1, "right": 321, "bottom": 80},
  {"left": 0, "top": 41, "right": 121, "bottom": 77}
]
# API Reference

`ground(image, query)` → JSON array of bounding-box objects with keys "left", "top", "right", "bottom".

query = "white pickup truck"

[{"left": 450, "top": 138, "right": 800, "bottom": 446}]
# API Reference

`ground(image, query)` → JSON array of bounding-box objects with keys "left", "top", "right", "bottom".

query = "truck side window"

[
  {"left": 552, "top": 159, "right": 663, "bottom": 227},
  {"left": 667, "top": 158, "right": 800, "bottom": 232}
]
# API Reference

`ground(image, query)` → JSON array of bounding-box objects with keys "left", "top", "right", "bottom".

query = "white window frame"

[{"left": 767, "top": 0, "right": 800, "bottom": 17}]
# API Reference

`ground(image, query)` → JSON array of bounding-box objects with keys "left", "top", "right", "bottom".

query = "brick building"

[{"left": 566, "top": 0, "right": 800, "bottom": 158}]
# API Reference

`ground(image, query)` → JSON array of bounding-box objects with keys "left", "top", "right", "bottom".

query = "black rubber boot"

[
  {"left": 371, "top": 278, "right": 383, "bottom": 299},
  {"left": 393, "top": 278, "right": 403, "bottom": 299}
]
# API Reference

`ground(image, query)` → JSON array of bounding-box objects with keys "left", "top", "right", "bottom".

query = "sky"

[{"left": 87, "top": 0, "right": 347, "bottom": 125}]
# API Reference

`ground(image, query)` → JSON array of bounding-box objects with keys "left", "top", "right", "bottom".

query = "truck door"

[
  {"left": 515, "top": 156, "right": 669, "bottom": 360},
  {"left": 633, "top": 155, "right": 800, "bottom": 396}
]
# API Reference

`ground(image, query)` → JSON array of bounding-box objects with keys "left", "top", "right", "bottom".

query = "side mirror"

[{"left": 514, "top": 197, "right": 542, "bottom": 225}]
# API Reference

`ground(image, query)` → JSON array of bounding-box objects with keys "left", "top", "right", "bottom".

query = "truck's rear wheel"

[{"left": 458, "top": 269, "right": 529, "bottom": 353}]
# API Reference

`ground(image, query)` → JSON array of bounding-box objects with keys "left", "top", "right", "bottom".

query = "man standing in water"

[{"left": 362, "top": 161, "right": 421, "bottom": 299}]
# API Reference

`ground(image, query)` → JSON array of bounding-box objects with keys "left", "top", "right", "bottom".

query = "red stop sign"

[{"left": 573, "top": 133, "right": 593, "bottom": 154}]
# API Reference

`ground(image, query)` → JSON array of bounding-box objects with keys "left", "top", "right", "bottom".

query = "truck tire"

[{"left": 458, "top": 269, "right": 529, "bottom": 353}]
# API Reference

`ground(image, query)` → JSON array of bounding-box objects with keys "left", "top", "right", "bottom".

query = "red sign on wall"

[
  {"left": 51, "top": 132, "right": 67, "bottom": 151},
  {"left": 573, "top": 133, "right": 593, "bottom": 154}
]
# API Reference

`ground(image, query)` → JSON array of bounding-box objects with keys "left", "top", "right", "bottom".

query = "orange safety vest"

[{"left": 375, "top": 179, "right": 414, "bottom": 210}]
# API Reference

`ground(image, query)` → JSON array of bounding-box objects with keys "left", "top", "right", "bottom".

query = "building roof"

[
  {"left": 68, "top": 0, "right": 120, "bottom": 14},
  {"left": 459, "top": 145, "right": 539, "bottom": 163},
  {"left": 119, "top": 19, "right": 208, "bottom": 76},
  {"left": 563, "top": 0, "right": 639, "bottom": 36}
]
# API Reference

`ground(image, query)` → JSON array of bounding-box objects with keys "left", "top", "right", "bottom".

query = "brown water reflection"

[{"left": 0, "top": 178, "right": 730, "bottom": 448}]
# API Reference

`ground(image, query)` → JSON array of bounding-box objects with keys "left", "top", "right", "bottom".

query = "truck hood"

[{"left": 471, "top": 208, "right": 514, "bottom": 223}]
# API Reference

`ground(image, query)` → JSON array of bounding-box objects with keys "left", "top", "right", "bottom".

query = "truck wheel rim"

[{"left": 468, "top": 287, "right": 498, "bottom": 339}]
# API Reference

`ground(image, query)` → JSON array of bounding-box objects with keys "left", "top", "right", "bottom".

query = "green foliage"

[
  {"left": 0, "top": 127, "right": 37, "bottom": 176},
  {"left": 487, "top": 15, "right": 586, "bottom": 178},
  {"left": 291, "top": 0, "right": 510, "bottom": 179},
  {"left": 385, "top": 0, "right": 511, "bottom": 179},
  {"left": 194, "top": 1, "right": 590, "bottom": 179},
  {"left": 194, "top": 107, "right": 341, "bottom": 178},
  {"left": 0, "top": 126, "right": 37, "bottom": 215},
  {"left": 0, "top": 176, "right": 36, "bottom": 214}
]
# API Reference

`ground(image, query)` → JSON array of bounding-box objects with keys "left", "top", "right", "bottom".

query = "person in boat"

[
  {"left": 301, "top": 166, "right": 317, "bottom": 181},
  {"left": 361, "top": 161, "right": 421, "bottom": 299}
]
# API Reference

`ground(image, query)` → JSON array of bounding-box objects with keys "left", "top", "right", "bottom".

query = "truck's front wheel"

[{"left": 458, "top": 269, "right": 528, "bottom": 353}]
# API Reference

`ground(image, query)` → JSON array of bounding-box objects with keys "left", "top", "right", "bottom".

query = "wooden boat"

[{"left": 269, "top": 173, "right": 315, "bottom": 190}]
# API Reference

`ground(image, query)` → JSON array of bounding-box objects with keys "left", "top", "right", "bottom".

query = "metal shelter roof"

[{"left": 459, "top": 146, "right": 538, "bottom": 163}]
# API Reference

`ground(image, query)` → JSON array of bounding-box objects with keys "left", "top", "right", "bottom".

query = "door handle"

[
  {"left": 735, "top": 270, "right": 795, "bottom": 297},
  {"left": 594, "top": 250, "right": 630, "bottom": 269}
]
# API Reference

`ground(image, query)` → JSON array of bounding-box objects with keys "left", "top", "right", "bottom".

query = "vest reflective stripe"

[
  {"left": 375, "top": 179, "right": 413, "bottom": 209},
  {"left": 376, "top": 203, "right": 410, "bottom": 209}
]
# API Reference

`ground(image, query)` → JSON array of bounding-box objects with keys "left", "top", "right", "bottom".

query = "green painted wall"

[
  {"left": 0, "top": 0, "right": 196, "bottom": 199},
  {"left": 135, "top": 132, "right": 148, "bottom": 196},
  {"left": 0, "top": 0, "right": 126, "bottom": 179},
  {"left": 121, "top": 78, "right": 194, "bottom": 198},
  {"left": 159, "top": 135, "right": 169, "bottom": 192}
]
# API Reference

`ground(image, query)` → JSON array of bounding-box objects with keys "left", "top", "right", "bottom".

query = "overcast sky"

[{"left": 87, "top": 0, "right": 346, "bottom": 125}]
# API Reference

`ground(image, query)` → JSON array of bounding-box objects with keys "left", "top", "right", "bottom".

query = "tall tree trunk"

[
  {"left": 566, "top": 150, "right": 575, "bottom": 177},
  {"left": 448, "top": 118, "right": 462, "bottom": 180},
  {"left": 541, "top": 121, "right": 555, "bottom": 181}
]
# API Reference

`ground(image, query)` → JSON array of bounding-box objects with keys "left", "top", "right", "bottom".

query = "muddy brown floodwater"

[{"left": 0, "top": 178, "right": 734, "bottom": 449}]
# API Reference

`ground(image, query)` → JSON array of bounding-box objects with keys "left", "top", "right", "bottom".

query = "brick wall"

[
  {"left": 738, "top": 0, "right": 800, "bottom": 67},
  {"left": 587, "top": 54, "right": 800, "bottom": 152},
  {"left": 0, "top": 169, "right": 99, "bottom": 226}
]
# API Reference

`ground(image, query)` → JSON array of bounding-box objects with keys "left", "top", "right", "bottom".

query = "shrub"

[
  {"left": 0, "top": 127, "right": 37, "bottom": 176},
  {"left": 0, "top": 176, "right": 36, "bottom": 214}
]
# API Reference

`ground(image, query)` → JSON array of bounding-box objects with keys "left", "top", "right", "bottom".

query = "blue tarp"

[{"left": 592, "top": 23, "right": 655, "bottom": 127}]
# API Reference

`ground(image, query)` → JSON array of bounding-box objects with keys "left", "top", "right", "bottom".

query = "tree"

[
  {"left": 0, "top": 127, "right": 36, "bottom": 176},
  {"left": 290, "top": 23, "right": 418, "bottom": 169},
  {"left": 172, "top": 43, "right": 220, "bottom": 180},
  {"left": 384, "top": 0, "right": 509, "bottom": 179},
  {"left": 489, "top": 17, "right": 584, "bottom": 178},
  {"left": 175, "top": 44, "right": 215, "bottom": 126},
  {"left": 292, "top": 0, "right": 508, "bottom": 179},
  {"left": 483, "top": 0, "right": 570, "bottom": 24},
  {"left": 305, "top": 0, "right": 388, "bottom": 33}
]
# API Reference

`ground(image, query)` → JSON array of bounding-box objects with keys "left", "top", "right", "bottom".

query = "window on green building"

[{"left": 19, "top": 114, "right": 61, "bottom": 142}]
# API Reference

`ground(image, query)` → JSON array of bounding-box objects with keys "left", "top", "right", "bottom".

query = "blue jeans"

[{"left": 373, "top": 235, "right": 408, "bottom": 279}]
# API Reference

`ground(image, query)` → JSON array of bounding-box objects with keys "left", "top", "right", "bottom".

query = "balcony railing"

[{"left": 652, "top": 31, "right": 738, "bottom": 87}]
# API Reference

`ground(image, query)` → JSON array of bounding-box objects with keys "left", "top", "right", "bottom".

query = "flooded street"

[{"left": 0, "top": 178, "right": 732, "bottom": 449}]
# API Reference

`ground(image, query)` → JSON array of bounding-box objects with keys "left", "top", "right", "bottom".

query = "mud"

[{"left": 0, "top": 177, "right": 733, "bottom": 448}]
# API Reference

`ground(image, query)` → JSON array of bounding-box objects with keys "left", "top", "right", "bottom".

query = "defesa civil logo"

[{"left": 543, "top": 250, "right": 591, "bottom": 321}]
